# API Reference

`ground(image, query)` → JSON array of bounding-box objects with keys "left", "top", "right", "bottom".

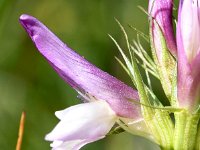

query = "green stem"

[
  {"left": 183, "top": 113, "right": 200, "bottom": 149},
  {"left": 195, "top": 123, "right": 200, "bottom": 150},
  {"left": 157, "top": 112, "right": 174, "bottom": 149},
  {"left": 174, "top": 111, "right": 186, "bottom": 150},
  {"left": 174, "top": 111, "right": 200, "bottom": 150}
]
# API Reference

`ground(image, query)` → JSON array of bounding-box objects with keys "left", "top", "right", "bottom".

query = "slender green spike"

[
  {"left": 131, "top": 45, "right": 157, "bottom": 73},
  {"left": 109, "top": 35, "right": 135, "bottom": 81},
  {"left": 136, "top": 36, "right": 157, "bottom": 68},
  {"left": 115, "top": 19, "right": 133, "bottom": 64},
  {"left": 115, "top": 56, "right": 130, "bottom": 76},
  {"left": 111, "top": 25, "right": 174, "bottom": 148},
  {"left": 135, "top": 57, "right": 159, "bottom": 79},
  {"left": 110, "top": 34, "right": 154, "bottom": 118},
  {"left": 133, "top": 48, "right": 152, "bottom": 69},
  {"left": 128, "top": 98, "right": 183, "bottom": 113},
  {"left": 143, "top": 60, "right": 152, "bottom": 90},
  {"left": 116, "top": 24, "right": 152, "bottom": 109},
  {"left": 128, "top": 24, "right": 149, "bottom": 42},
  {"left": 145, "top": 87, "right": 163, "bottom": 107},
  {"left": 139, "top": 64, "right": 159, "bottom": 79},
  {"left": 137, "top": 5, "right": 149, "bottom": 16},
  {"left": 131, "top": 39, "right": 157, "bottom": 72}
]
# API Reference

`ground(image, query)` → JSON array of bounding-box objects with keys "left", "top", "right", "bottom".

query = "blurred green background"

[{"left": 0, "top": 0, "right": 165, "bottom": 149}]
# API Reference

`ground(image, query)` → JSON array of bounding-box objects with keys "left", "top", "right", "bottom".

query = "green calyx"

[
  {"left": 149, "top": 19, "right": 176, "bottom": 105},
  {"left": 110, "top": 19, "right": 200, "bottom": 150}
]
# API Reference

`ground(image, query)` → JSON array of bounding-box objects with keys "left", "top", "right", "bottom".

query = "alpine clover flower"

[
  {"left": 19, "top": 0, "right": 200, "bottom": 149},
  {"left": 19, "top": 14, "right": 150, "bottom": 150}
]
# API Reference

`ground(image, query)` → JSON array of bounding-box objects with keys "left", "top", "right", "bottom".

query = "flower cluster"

[{"left": 19, "top": 0, "right": 200, "bottom": 149}]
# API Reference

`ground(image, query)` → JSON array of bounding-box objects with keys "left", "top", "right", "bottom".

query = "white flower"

[{"left": 45, "top": 101, "right": 117, "bottom": 150}]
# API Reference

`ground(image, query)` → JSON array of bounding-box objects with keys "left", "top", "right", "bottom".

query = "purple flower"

[
  {"left": 177, "top": 0, "right": 200, "bottom": 110},
  {"left": 148, "top": 0, "right": 176, "bottom": 100},
  {"left": 19, "top": 14, "right": 144, "bottom": 149},
  {"left": 149, "top": 0, "right": 176, "bottom": 58}
]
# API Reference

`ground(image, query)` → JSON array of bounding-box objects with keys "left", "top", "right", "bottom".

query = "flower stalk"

[
  {"left": 195, "top": 123, "right": 200, "bottom": 149},
  {"left": 174, "top": 111, "right": 200, "bottom": 150}
]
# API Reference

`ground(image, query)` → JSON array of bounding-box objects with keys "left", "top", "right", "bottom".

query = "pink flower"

[
  {"left": 149, "top": 0, "right": 176, "bottom": 100},
  {"left": 19, "top": 14, "right": 145, "bottom": 150},
  {"left": 149, "top": 0, "right": 176, "bottom": 59},
  {"left": 177, "top": 0, "right": 200, "bottom": 110}
]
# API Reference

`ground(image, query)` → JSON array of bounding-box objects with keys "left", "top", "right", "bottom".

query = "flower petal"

[
  {"left": 19, "top": 14, "right": 142, "bottom": 119},
  {"left": 45, "top": 101, "right": 116, "bottom": 141},
  {"left": 149, "top": 0, "right": 176, "bottom": 57},
  {"left": 50, "top": 137, "right": 103, "bottom": 150},
  {"left": 45, "top": 101, "right": 116, "bottom": 149},
  {"left": 179, "top": 0, "right": 200, "bottom": 62},
  {"left": 177, "top": 0, "right": 200, "bottom": 110}
]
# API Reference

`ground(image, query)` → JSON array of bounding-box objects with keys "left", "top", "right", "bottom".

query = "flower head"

[
  {"left": 18, "top": 0, "right": 200, "bottom": 148},
  {"left": 19, "top": 14, "right": 145, "bottom": 149}
]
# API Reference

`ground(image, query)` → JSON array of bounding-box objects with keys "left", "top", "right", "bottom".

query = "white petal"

[
  {"left": 51, "top": 137, "right": 104, "bottom": 150},
  {"left": 181, "top": 0, "right": 200, "bottom": 61},
  {"left": 45, "top": 101, "right": 117, "bottom": 141}
]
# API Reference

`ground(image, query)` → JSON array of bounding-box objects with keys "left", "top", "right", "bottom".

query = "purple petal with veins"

[{"left": 19, "top": 14, "right": 142, "bottom": 119}]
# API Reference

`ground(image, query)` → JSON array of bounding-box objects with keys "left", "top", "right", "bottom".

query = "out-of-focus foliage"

[{"left": 0, "top": 0, "right": 161, "bottom": 149}]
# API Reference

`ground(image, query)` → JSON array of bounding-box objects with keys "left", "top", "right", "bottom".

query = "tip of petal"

[
  {"left": 19, "top": 14, "right": 36, "bottom": 26},
  {"left": 45, "top": 133, "right": 53, "bottom": 141},
  {"left": 19, "top": 14, "right": 36, "bottom": 25},
  {"left": 55, "top": 111, "right": 63, "bottom": 120},
  {"left": 19, "top": 14, "right": 31, "bottom": 20},
  {"left": 19, "top": 14, "right": 40, "bottom": 39}
]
